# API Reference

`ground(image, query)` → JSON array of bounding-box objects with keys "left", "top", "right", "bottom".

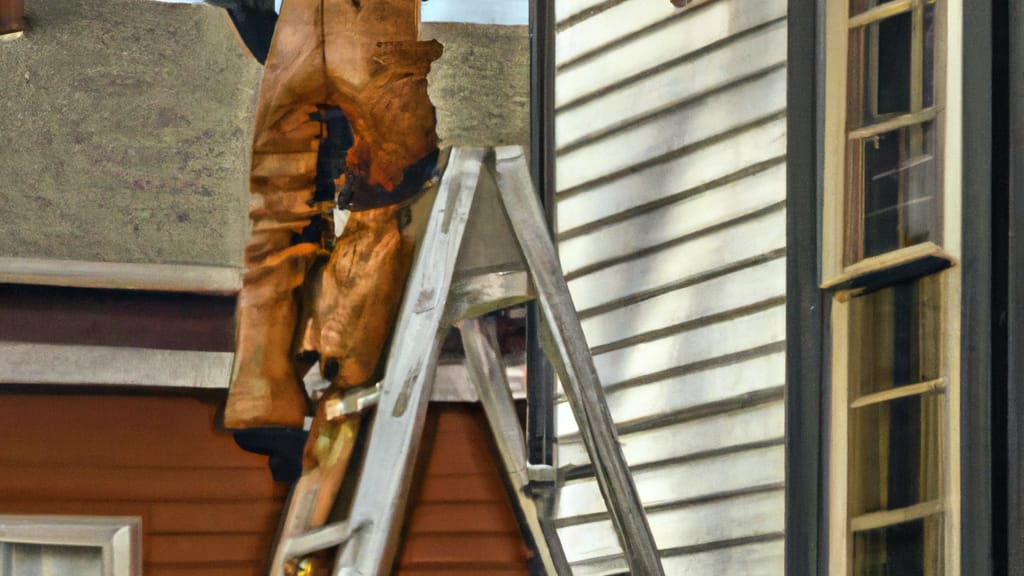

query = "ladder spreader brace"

[{"left": 270, "top": 146, "right": 665, "bottom": 576}]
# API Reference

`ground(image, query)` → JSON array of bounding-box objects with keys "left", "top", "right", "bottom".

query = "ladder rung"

[{"left": 281, "top": 521, "right": 354, "bottom": 560}]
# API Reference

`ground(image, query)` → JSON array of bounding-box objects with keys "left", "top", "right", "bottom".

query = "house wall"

[
  {"left": 0, "top": 0, "right": 257, "bottom": 268},
  {"left": 0, "top": 392, "right": 286, "bottom": 576},
  {"left": 0, "top": 394, "right": 530, "bottom": 576},
  {"left": 396, "top": 403, "right": 530, "bottom": 575},
  {"left": 552, "top": 0, "right": 787, "bottom": 572}
]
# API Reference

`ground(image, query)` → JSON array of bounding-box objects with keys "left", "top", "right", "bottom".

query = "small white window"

[{"left": 0, "top": 516, "right": 141, "bottom": 576}]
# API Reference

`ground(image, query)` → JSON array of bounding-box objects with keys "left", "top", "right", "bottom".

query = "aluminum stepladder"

[{"left": 270, "top": 146, "right": 665, "bottom": 576}]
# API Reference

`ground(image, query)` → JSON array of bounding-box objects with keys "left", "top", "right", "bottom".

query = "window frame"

[
  {"left": 786, "top": 0, "right": 1002, "bottom": 574},
  {"left": 0, "top": 515, "right": 142, "bottom": 576},
  {"left": 822, "top": 0, "right": 960, "bottom": 286},
  {"left": 820, "top": 0, "right": 965, "bottom": 574}
]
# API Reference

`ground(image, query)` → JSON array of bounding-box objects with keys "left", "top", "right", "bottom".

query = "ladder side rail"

[
  {"left": 334, "top": 147, "right": 487, "bottom": 576},
  {"left": 458, "top": 316, "right": 572, "bottom": 576},
  {"left": 492, "top": 146, "right": 666, "bottom": 576}
]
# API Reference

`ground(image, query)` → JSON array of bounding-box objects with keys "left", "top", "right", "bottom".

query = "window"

[
  {"left": 821, "top": 0, "right": 962, "bottom": 574},
  {"left": 0, "top": 516, "right": 142, "bottom": 576}
]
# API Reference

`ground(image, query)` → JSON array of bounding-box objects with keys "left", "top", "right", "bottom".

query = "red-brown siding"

[
  {"left": 397, "top": 403, "right": 530, "bottom": 575},
  {"left": 0, "top": 392, "right": 286, "bottom": 576},
  {"left": 0, "top": 394, "right": 528, "bottom": 575}
]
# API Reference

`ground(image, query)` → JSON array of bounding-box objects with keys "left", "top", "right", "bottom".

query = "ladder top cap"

[{"left": 494, "top": 146, "right": 526, "bottom": 161}]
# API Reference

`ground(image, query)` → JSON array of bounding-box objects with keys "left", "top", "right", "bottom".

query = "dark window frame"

[
  {"left": 785, "top": 0, "right": 1008, "bottom": 574},
  {"left": 1007, "top": 1, "right": 1024, "bottom": 574}
]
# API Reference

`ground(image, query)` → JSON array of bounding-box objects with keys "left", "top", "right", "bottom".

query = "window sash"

[{"left": 824, "top": 0, "right": 950, "bottom": 280}]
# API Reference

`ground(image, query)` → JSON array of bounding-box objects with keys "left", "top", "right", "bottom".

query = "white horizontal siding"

[
  {"left": 577, "top": 256, "right": 786, "bottom": 350},
  {"left": 556, "top": 444, "right": 784, "bottom": 518},
  {"left": 590, "top": 304, "right": 785, "bottom": 387},
  {"left": 556, "top": 117, "right": 785, "bottom": 232},
  {"left": 555, "top": 0, "right": 611, "bottom": 25},
  {"left": 556, "top": 489, "right": 785, "bottom": 564},
  {"left": 555, "top": 0, "right": 785, "bottom": 108},
  {"left": 559, "top": 162, "right": 785, "bottom": 275},
  {"left": 556, "top": 0, "right": 685, "bottom": 67},
  {"left": 557, "top": 67, "right": 786, "bottom": 192},
  {"left": 553, "top": 0, "right": 787, "bottom": 572},
  {"left": 566, "top": 207, "right": 785, "bottom": 312},
  {"left": 566, "top": 539, "right": 785, "bottom": 576},
  {"left": 661, "top": 540, "right": 785, "bottom": 575},
  {"left": 558, "top": 401, "right": 785, "bottom": 469},
  {"left": 556, "top": 348, "right": 784, "bottom": 437},
  {"left": 556, "top": 20, "right": 787, "bottom": 149}
]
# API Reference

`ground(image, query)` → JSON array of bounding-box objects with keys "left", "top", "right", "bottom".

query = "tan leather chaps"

[{"left": 225, "top": 0, "right": 440, "bottom": 429}]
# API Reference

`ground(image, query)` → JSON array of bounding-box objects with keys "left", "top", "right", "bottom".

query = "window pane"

[
  {"left": 848, "top": 277, "right": 941, "bottom": 399},
  {"left": 923, "top": 3, "right": 936, "bottom": 109},
  {"left": 848, "top": 121, "right": 940, "bottom": 260},
  {"left": 847, "top": 8, "right": 936, "bottom": 128},
  {"left": 849, "top": 393, "right": 941, "bottom": 516},
  {"left": 848, "top": 13, "right": 913, "bottom": 128},
  {"left": 853, "top": 516, "right": 942, "bottom": 576},
  {"left": 3, "top": 543, "right": 104, "bottom": 576}
]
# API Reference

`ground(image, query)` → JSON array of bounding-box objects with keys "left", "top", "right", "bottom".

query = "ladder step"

[{"left": 280, "top": 520, "right": 354, "bottom": 560}]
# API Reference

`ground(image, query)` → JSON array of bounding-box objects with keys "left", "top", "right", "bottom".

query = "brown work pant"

[{"left": 225, "top": 0, "right": 441, "bottom": 429}]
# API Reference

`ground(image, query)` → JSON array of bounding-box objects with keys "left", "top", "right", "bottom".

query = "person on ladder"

[{"left": 223, "top": 0, "right": 441, "bottom": 570}]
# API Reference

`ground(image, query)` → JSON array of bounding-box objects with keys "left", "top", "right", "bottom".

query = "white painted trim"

[
  {"left": 0, "top": 257, "right": 242, "bottom": 294},
  {"left": 942, "top": 2, "right": 963, "bottom": 571},
  {"left": 0, "top": 343, "right": 234, "bottom": 389},
  {"left": 822, "top": 0, "right": 850, "bottom": 282},
  {"left": 0, "top": 515, "right": 142, "bottom": 576},
  {"left": 0, "top": 342, "right": 525, "bottom": 399}
]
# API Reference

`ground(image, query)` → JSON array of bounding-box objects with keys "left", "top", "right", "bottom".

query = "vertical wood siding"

[
  {"left": 553, "top": 0, "right": 787, "bottom": 573},
  {"left": 0, "top": 392, "right": 286, "bottom": 576}
]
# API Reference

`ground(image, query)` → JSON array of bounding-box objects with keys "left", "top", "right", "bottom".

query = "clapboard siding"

[
  {"left": 559, "top": 164, "right": 785, "bottom": 276},
  {"left": 567, "top": 208, "right": 785, "bottom": 313},
  {"left": 0, "top": 393, "right": 286, "bottom": 576},
  {"left": 555, "top": 0, "right": 615, "bottom": 27},
  {"left": 558, "top": 490, "right": 784, "bottom": 565},
  {"left": 558, "top": 400, "right": 785, "bottom": 469},
  {"left": 556, "top": 444, "right": 784, "bottom": 519},
  {"left": 556, "top": 0, "right": 700, "bottom": 67},
  {"left": 556, "top": 348, "right": 785, "bottom": 437},
  {"left": 591, "top": 304, "right": 785, "bottom": 386},
  {"left": 575, "top": 256, "right": 786, "bottom": 350},
  {"left": 555, "top": 0, "right": 785, "bottom": 109},
  {"left": 570, "top": 539, "right": 786, "bottom": 576},
  {"left": 556, "top": 20, "right": 786, "bottom": 149},
  {"left": 557, "top": 67, "right": 786, "bottom": 192},
  {"left": 396, "top": 404, "right": 529, "bottom": 575},
  {"left": 556, "top": 117, "right": 785, "bottom": 233},
  {"left": 554, "top": 0, "right": 787, "bottom": 571}
]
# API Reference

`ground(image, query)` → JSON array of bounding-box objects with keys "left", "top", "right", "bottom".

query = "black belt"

[
  {"left": 340, "top": 148, "right": 439, "bottom": 211},
  {"left": 309, "top": 105, "right": 437, "bottom": 213}
]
